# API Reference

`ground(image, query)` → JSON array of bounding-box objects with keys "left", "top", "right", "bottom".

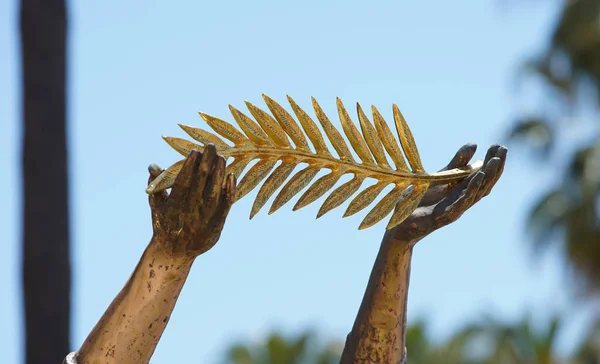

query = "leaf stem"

[{"left": 218, "top": 145, "right": 482, "bottom": 185}]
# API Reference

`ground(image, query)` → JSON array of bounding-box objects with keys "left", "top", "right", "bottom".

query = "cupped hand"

[
  {"left": 147, "top": 144, "right": 236, "bottom": 257},
  {"left": 387, "top": 143, "right": 507, "bottom": 243}
]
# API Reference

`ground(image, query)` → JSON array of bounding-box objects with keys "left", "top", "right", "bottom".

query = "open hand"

[
  {"left": 387, "top": 143, "right": 507, "bottom": 243},
  {"left": 147, "top": 144, "right": 236, "bottom": 257}
]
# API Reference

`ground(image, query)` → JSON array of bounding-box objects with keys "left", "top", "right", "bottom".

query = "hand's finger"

[
  {"left": 443, "top": 162, "right": 481, "bottom": 201},
  {"left": 202, "top": 154, "right": 226, "bottom": 213},
  {"left": 441, "top": 143, "right": 477, "bottom": 171},
  {"left": 421, "top": 145, "right": 477, "bottom": 206},
  {"left": 213, "top": 173, "right": 236, "bottom": 229},
  {"left": 148, "top": 163, "right": 168, "bottom": 215},
  {"left": 468, "top": 144, "right": 507, "bottom": 201},
  {"left": 488, "top": 146, "right": 508, "bottom": 190},
  {"left": 446, "top": 170, "right": 485, "bottom": 216},
  {"left": 148, "top": 164, "right": 168, "bottom": 200},
  {"left": 475, "top": 157, "right": 502, "bottom": 201},
  {"left": 189, "top": 144, "right": 217, "bottom": 209},
  {"left": 223, "top": 173, "right": 237, "bottom": 212},
  {"left": 148, "top": 163, "right": 163, "bottom": 180},
  {"left": 169, "top": 150, "right": 202, "bottom": 207},
  {"left": 420, "top": 143, "right": 477, "bottom": 206},
  {"left": 429, "top": 170, "right": 483, "bottom": 226},
  {"left": 463, "top": 144, "right": 501, "bottom": 202},
  {"left": 483, "top": 144, "right": 501, "bottom": 165}
]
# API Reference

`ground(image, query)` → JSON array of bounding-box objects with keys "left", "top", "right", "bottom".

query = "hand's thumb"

[
  {"left": 148, "top": 164, "right": 168, "bottom": 209},
  {"left": 441, "top": 143, "right": 477, "bottom": 171}
]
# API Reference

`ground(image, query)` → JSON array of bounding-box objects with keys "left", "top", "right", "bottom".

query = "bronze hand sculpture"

[
  {"left": 340, "top": 143, "right": 507, "bottom": 364},
  {"left": 66, "top": 145, "right": 235, "bottom": 364},
  {"left": 65, "top": 96, "right": 507, "bottom": 364},
  {"left": 66, "top": 143, "right": 505, "bottom": 364}
]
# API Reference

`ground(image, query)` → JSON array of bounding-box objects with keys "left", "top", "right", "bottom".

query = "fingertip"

[
  {"left": 457, "top": 142, "right": 477, "bottom": 162},
  {"left": 189, "top": 149, "right": 202, "bottom": 160},
  {"left": 484, "top": 145, "right": 501, "bottom": 163},
  {"left": 199, "top": 145, "right": 217, "bottom": 172},
  {"left": 205, "top": 143, "right": 217, "bottom": 156},
  {"left": 181, "top": 149, "right": 202, "bottom": 173},
  {"left": 496, "top": 145, "right": 508, "bottom": 159},
  {"left": 446, "top": 143, "right": 477, "bottom": 170},
  {"left": 170, "top": 150, "right": 201, "bottom": 202},
  {"left": 183, "top": 150, "right": 202, "bottom": 175},
  {"left": 462, "top": 142, "right": 477, "bottom": 153},
  {"left": 148, "top": 163, "right": 163, "bottom": 178}
]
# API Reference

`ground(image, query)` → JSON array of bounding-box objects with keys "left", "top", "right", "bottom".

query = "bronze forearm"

[
  {"left": 340, "top": 231, "right": 415, "bottom": 364},
  {"left": 75, "top": 237, "right": 194, "bottom": 364},
  {"left": 66, "top": 147, "right": 235, "bottom": 364}
]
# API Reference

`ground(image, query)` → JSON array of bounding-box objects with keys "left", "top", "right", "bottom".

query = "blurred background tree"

[
  {"left": 220, "top": 317, "right": 600, "bottom": 363},
  {"left": 224, "top": 330, "right": 342, "bottom": 364},
  {"left": 508, "top": 0, "right": 600, "bottom": 293}
]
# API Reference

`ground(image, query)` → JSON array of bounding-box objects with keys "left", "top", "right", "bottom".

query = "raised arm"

[
  {"left": 340, "top": 144, "right": 507, "bottom": 364},
  {"left": 68, "top": 145, "right": 235, "bottom": 364}
]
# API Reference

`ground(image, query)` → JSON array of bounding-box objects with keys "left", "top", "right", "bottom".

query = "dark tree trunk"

[{"left": 20, "top": 0, "right": 71, "bottom": 363}]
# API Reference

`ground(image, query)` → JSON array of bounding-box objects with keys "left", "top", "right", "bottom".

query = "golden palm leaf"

[{"left": 146, "top": 95, "right": 482, "bottom": 230}]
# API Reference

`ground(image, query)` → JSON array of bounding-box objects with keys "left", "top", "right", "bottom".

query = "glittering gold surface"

[{"left": 148, "top": 95, "right": 481, "bottom": 230}]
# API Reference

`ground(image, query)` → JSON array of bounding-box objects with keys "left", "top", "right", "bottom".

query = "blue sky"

[{"left": 1, "top": 0, "right": 593, "bottom": 362}]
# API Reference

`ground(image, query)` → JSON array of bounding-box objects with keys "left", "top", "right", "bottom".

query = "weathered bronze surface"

[
  {"left": 67, "top": 109, "right": 507, "bottom": 364},
  {"left": 341, "top": 235, "right": 413, "bottom": 363},
  {"left": 76, "top": 238, "right": 195, "bottom": 364},
  {"left": 72, "top": 146, "right": 235, "bottom": 364},
  {"left": 339, "top": 144, "right": 507, "bottom": 363}
]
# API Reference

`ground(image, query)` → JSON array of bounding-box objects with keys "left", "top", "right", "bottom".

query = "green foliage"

[
  {"left": 475, "top": 315, "right": 563, "bottom": 364},
  {"left": 508, "top": 0, "right": 600, "bottom": 293},
  {"left": 224, "top": 330, "right": 342, "bottom": 364},
  {"left": 224, "top": 317, "right": 600, "bottom": 364},
  {"left": 404, "top": 320, "right": 486, "bottom": 364}
]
